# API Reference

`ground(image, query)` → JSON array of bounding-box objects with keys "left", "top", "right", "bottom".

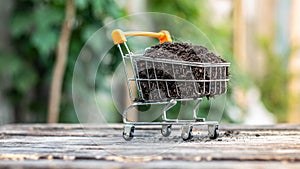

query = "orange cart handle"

[{"left": 111, "top": 29, "right": 172, "bottom": 44}]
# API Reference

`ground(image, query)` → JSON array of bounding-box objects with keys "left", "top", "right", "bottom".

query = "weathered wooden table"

[{"left": 0, "top": 124, "right": 299, "bottom": 168}]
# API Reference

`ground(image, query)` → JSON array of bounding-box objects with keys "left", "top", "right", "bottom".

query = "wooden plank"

[
  {"left": 0, "top": 160, "right": 299, "bottom": 169},
  {"left": 0, "top": 124, "right": 300, "bottom": 168}
]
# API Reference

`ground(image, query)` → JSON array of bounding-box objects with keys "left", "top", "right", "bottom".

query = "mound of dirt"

[{"left": 135, "top": 42, "right": 229, "bottom": 102}]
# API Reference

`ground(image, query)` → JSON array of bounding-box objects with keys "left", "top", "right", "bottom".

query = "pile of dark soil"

[
  {"left": 135, "top": 42, "right": 229, "bottom": 102},
  {"left": 144, "top": 42, "right": 226, "bottom": 63}
]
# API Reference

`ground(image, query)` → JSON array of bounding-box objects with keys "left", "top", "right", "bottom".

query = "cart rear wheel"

[
  {"left": 123, "top": 125, "right": 134, "bottom": 141},
  {"left": 161, "top": 125, "right": 172, "bottom": 137},
  {"left": 181, "top": 125, "right": 193, "bottom": 141},
  {"left": 208, "top": 124, "right": 219, "bottom": 139}
]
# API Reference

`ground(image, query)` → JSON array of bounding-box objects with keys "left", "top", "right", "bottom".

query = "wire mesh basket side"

[{"left": 131, "top": 56, "right": 230, "bottom": 102}]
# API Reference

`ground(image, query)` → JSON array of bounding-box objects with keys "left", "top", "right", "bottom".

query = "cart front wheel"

[
  {"left": 123, "top": 125, "right": 134, "bottom": 141},
  {"left": 181, "top": 125, "right": 193, "bottom": 141},
  {"left": 161, "top": 124, "right": 172, "bottom": 137}
]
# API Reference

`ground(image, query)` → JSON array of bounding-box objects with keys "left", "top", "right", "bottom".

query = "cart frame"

[{"left": 112, "top": 29, "right": 230, "bottom": 141}]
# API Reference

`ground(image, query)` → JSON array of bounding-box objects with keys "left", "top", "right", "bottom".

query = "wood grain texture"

[{"left": 0, "top": 124, "right": 300, "bottom": 169}]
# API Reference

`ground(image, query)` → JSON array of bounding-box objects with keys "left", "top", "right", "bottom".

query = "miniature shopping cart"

[{"left": 111, "top": 29, "right": 230, "bottom": 141}]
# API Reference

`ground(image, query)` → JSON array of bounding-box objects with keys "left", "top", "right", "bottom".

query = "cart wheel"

[
  {"left": 208, "top": 124, "right": 219, "bottom": 139},
  {"left": 123, "top": 125, "right": 134, "bottom": 141},
  {"left": 181, "top": 125, "right": 193, "bottom": 141},
  {"left": 161, "top": 124, "right": 172, "bottom": 137}
]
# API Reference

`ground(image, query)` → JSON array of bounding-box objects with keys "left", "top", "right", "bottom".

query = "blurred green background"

[{"left": 0, "top": 0, "right": 299, "bottom": 124}]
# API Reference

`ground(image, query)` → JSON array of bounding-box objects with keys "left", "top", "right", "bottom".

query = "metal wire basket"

[{"left": 112, "top": 29, "right": 230, "bottom": 141}]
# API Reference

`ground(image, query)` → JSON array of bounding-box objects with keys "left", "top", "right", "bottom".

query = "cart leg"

[
  {"left": 162, "top": 99, "right": 177, "bottom": 122},
  {"left": 123, "top": 103, "right": 138, "bottom": 123},
  {"left": 208, "top": 124, "right": 219, "bottom": 139},
  {"left": 193, "top": 98, "right": 205, "bottom": 122},
  {"left": 123, "top": 124, "right": 135, "bottom": 141},
  {"left": 161, "top": 124, "right": 172, "bottom": 137},
  {"left": 181, "top": 125, "right": 193, "bottom": 141}
]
